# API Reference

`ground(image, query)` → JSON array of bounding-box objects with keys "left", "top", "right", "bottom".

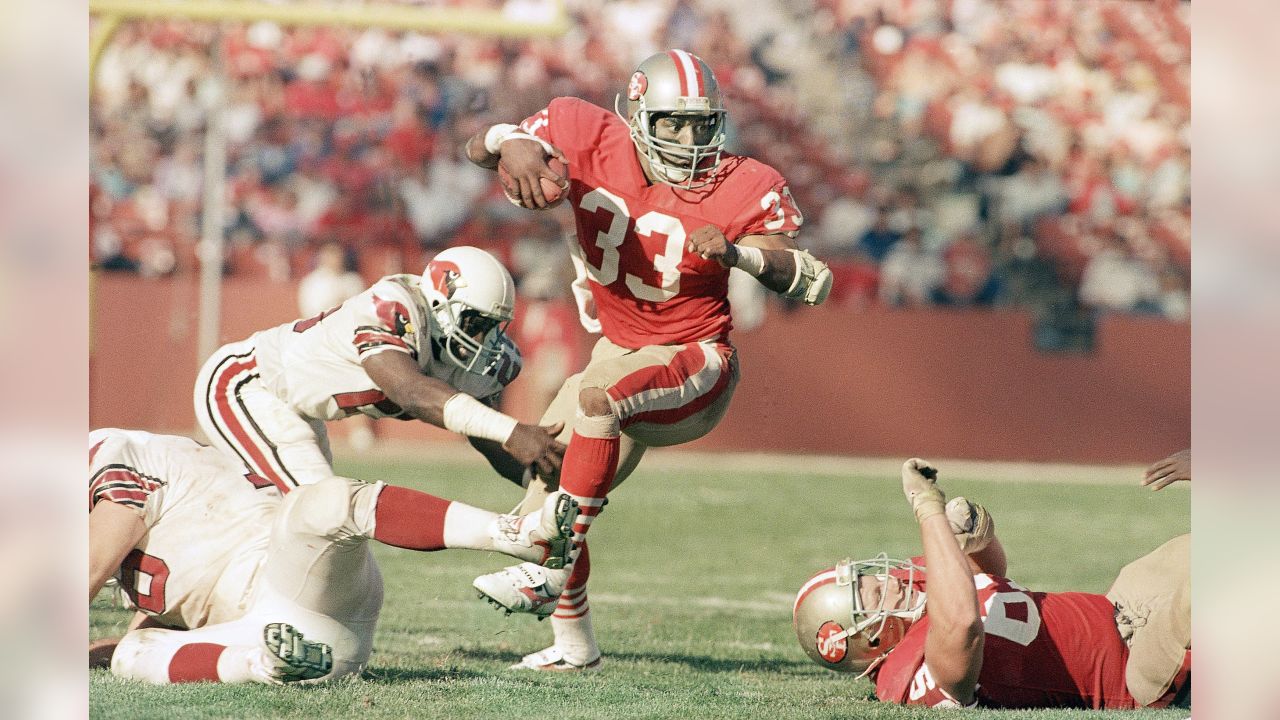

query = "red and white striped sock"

[{"left": 551, "top": 543, "right": 599, "bottom": 663}]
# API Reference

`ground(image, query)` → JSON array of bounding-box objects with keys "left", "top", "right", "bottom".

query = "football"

[{"left": 497, "top": 156, "right": 568, "bottom": 209}]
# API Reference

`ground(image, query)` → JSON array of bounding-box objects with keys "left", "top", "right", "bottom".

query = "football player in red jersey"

[
  {"left": 462, "top": 49, "right": 833, "bottom": 670},
  {"left": 793, "top": 459, "right": 1191, "bottom": 710}
]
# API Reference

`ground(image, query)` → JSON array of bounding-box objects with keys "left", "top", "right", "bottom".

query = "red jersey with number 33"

[
  {"left": 518, "top": 97, "right": 803, "bottom": 349},
  {"left": 875, "top": 573, "right": 1138, "bottom": 709}
]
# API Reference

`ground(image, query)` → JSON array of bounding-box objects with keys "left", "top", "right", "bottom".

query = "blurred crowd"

[{"left": 90, "top": 0, "right": 1189, "bottom": 350}]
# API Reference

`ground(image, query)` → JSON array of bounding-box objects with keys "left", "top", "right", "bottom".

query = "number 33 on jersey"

[{"left": 519, "top": 97, "right": 803, "bottom": 349}]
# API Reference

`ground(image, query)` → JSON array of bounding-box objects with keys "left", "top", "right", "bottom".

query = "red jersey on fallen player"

[
  {"left": 517, "top": 97, "right": 803, "bottom": 349},
  {"left": 874, "top": 572, "right": 1139, "bottom": 709}
]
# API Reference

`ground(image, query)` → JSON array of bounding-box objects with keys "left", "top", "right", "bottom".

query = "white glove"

[
  {"left": 901, "top": 458, "right": 945, "bottom": 524},
  {"left": 945, "top": 496, "right": 995, "bottom": 554}
]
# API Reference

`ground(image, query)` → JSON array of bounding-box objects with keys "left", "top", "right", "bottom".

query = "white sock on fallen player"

[{"left": 441, "top": 502, "right": 501, "bottom": 550}]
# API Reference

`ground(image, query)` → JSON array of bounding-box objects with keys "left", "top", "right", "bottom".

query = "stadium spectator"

[
  {"left": 1078, "top": 232, "right": 1160, "bottom": 314},
  {"left": 89, "top": 428, "right": 579, "bottom": 684},
  {"left": 855, "top": 205, "right": 903, "bottom": 263},
  {"left": 462, "top": 49, "right": 830, "bottom": 672},
  {"left": 193, "top": 246, "right": 563, "bottom": 491},
  {"left": 929, "top": 234, "right": 1002, "bottom": 307},
  {"left": 878, "top": 227, "right": 943, "bottom": 308},
  {"left": 793, "top": 458, "right": 1190, "bottom": 709}
]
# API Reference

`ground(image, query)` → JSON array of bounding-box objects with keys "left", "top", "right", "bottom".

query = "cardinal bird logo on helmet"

[
  {"left": 628, "top": 71, "right": 648, "bottom": 101},
  {"left": 428, "top": 260, "right": 462, "bottom": 299}
]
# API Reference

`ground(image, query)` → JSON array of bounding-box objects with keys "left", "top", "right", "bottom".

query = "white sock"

[
  {"left": 442, "top": 502, "right": 500, "bottom": 551},
  {"left": 215, "top": 646, "right": 277, "bottom": 684},
  {"left": 551, "top": 609, "right": 599, "bottom": 664}
]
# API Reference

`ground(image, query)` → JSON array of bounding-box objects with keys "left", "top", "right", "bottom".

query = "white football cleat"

[
  {"left": 262, "top": 622, "right": 333, "bottom": 683},
  {"left": 474, "top": 563, "right": 568, "bottom": 619},
  {"left": 510, "top": 645, "right": 602, "bottom": 672},
  {"left": 489, "top": 491, "right": 579, "bottom": 568}
]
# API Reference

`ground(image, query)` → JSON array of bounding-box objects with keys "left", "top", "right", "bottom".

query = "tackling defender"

[
  {"left": 194, "top": 245, "right": 563, "bottom": 492},
  {"left": 462, "top": 49, "right": 833, "bottom": 670},
  {"left": 792, "top": 459, "right": 1190, "bottom": 709},
  {"left": 89, "top": 428, "right": 579, "bottom": 684}
]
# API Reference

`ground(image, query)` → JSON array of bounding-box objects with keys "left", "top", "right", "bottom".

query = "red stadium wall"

[{"left": 90, "top": 275, "right": 1189, "bottom": 464}]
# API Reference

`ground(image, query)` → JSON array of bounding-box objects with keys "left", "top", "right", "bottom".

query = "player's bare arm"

[
  {"left": 1142, "top": 448, "right": 1189, "bottom": 491},
  {"left": 902, "top": 459, "right": 984, "bottom": 704},
  {"left": 464, "top": 124, "right": 567, "bottom": 209},
  {"left": 469, "top": 393, "right": 567, "bottom": 485},
  {"left": 363, "top": 351, "right": 566, "bottom": 476},
  {"left": 687, "top": 226, "right": 833, "bottom": 305},
  {"left": 89, "top": 500, "right": 147, "bottom": 601}
]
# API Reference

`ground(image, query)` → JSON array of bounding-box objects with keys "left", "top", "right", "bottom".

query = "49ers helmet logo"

[
  {"left": 427, "top": 260, "right": 462, "bottom": 299},
  {"left": 815, "top": 621, "right": 848, "bottom": 663},
  {"left": 628, "top": 71, "right": 648, "bottom": 101}
]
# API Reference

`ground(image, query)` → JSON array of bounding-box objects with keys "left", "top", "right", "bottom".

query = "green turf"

[{"left": 90, "top": 453, "right": 1190, "bottom": 719}]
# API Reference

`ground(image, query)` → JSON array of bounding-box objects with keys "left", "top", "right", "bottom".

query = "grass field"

[{"left": 90, "top": 450, "right": 1190, "bottom": 719}]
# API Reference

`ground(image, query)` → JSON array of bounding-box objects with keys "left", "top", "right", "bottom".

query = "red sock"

[
  {"left": 168, "top": 643, "right": 226, "bottom": 683},
  {"left": 554, "top": 543, "right": 592, "bottom": 619},
  {"left": 372, "top": 485, "right": 450, "bottom": 551},
  {"left": 559, "top": 432, "right": 619, "bottom": 500}
]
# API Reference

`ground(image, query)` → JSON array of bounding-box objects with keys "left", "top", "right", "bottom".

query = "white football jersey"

[
  {"left": 250, "top": 274, "right": 520, "bottom": 421},
  {"left": 89, "top": 429, "right": 279, "bottom": 629}
]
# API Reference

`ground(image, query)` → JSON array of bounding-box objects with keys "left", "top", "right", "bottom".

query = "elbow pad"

[{"left": 782, "top": 249, "right": 833, "bottom": 306}]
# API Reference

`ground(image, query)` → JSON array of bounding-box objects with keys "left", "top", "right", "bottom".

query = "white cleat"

[
  {"left": 262, "top": 622, "right": 333, "bottom": 683},
  {"left": 510, "top": 645, "right": 602, "bottom": 672},
  {"left": 489, "top": 491, "right": 579, "bottom": 568},
  {"left": 473, "top": 563, "right": 568, "bottom": 619}
]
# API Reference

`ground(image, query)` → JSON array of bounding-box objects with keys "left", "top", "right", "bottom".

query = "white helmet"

[
  {"left": 421, "top": 246, "right": 516, "bottom": 377},
  {"left": 792, "top": 555, "right": 926, "bottom": 675},
  {"left": 614, "top": 49, "right": 727, "bottom": 189}
]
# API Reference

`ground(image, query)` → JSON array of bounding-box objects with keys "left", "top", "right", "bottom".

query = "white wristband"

[
  {"left": 483, "top": 123, "right": 519, "bottom": 154},
  {"left": 732, "top": 245, "right": 766, "bottom": 276},
  {"left": 442, "top": 393, "right": 518, "bottom": 444},
  {"left": 498, "top": 130, "right": 556, "bottom": 157}
]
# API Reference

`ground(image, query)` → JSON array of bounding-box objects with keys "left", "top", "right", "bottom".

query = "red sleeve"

[{"left": 518, "top": 97, "right": 610, "bottom": 160}]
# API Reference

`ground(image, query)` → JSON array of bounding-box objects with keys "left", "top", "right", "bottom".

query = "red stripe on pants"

[{"left": 211, "top": 356, "right": 291, "bottom": 491}]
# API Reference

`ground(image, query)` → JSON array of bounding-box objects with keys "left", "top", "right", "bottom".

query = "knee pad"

[{"left": 286, "top": 477, "right": 357, "bottom": 538}]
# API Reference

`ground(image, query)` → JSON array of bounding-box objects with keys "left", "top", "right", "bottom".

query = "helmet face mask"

[
  {"left": 420, "top": 247, "right": 516, "bottom": 379},
  {"left": 614, "top": 49, "right": 727, "bottom": 189},
  {"left": 793, "top": 554, "right": 926, "bottom": 675}
]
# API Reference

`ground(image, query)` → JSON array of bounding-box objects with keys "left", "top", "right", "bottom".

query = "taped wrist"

[
  {"left": 732, "top": 245, "right": 766, "bottom": 276},
  {"left": 782, "top": 249, "right": 834, "bottom": 306},
  {"left": 442, "top": 393, "right": 518, "bottom": 444},
  {"left": 498, "top": 130, "right": 556, "bottom": 157},
  {"left": 910, "top": 486, "right": 947, "bottom": 524},
  {"left": 483, "top": 123, "right": 519, "bottom": 154}
]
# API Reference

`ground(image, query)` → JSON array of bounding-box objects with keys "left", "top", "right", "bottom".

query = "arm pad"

[{"left": 782, "top": 249, "right": 833, "bottom": 305}]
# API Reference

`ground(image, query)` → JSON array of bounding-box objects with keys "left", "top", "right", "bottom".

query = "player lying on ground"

[
  {"left": 461, "top": 49, "right": 833, "bottom": 672},
  {"left": 792, "top": 458, "right": 1190, "bottom": 709},
  {"left": 194, "top": 245, "right": 563, "bottom": 493},
  {"left": 89, "top": 428, "right": 579, "bottom": 684}
]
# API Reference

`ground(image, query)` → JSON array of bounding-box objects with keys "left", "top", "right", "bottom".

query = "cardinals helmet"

[
  {"left": 421, "top": 246, "right": 516, "bottom": 377},
  {"left": 792, "top": 555, "right": 927, "bottom": 675},
  {"left": 615, "top": 49, "right": 727, "bottom": 189}
]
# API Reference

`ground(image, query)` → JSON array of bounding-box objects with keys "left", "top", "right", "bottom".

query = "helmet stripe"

[
  {"left": 668, "top": 49, "right": 702, "bottom": 97},
  {"left": 793, "top": 569, "right": 838, "bottom": 615}
]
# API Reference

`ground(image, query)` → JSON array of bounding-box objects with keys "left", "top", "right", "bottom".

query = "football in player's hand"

[{"left": 497, "top": 157, "right": 567, "bottom": 209}]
